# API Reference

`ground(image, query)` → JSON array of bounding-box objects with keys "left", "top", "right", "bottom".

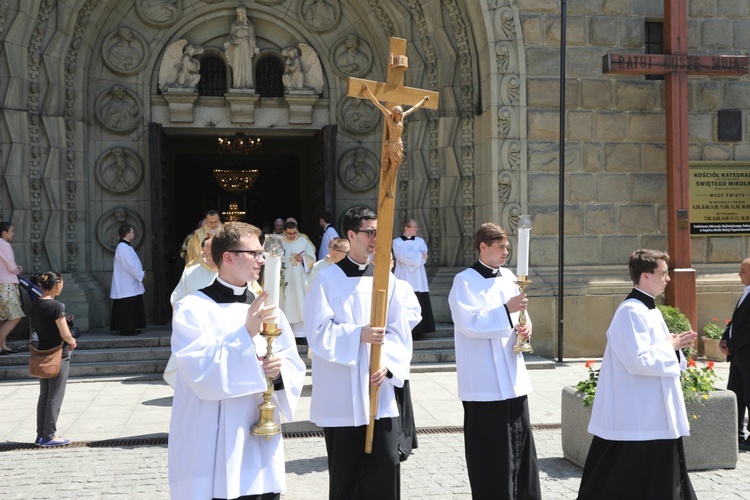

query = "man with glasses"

[
  {"left": 276, "top": 220, "right": 316, "bottom": 344},
  {"left": 392, "top": 218, "right": 435, "bottom": 340},
  {"left": 304, "top": 206, "right": 413, "bottom": 500},
  {"left": 169, "top": 222, "right": 305, "bottom": 500}
]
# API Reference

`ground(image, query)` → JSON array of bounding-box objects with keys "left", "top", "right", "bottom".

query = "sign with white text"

[{"left": 690, "top": 162, "right": 750, "bottom": 235}]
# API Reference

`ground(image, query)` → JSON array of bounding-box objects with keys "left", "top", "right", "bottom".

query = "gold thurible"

[
  {"left": 513, "top": 276, "right": 534, "bottom": 354},
  {"left": 250, "top": 322, "right": 283, "bottom": 439}
]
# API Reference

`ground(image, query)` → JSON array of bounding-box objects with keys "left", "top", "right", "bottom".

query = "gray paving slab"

[{"left": 0, "top": 359, "right": 747, "bottom": 499}]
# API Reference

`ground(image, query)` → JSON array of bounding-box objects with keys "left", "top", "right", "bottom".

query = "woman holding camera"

[{"left": 30, "top": 271, "right": 77, "bottom": 447}]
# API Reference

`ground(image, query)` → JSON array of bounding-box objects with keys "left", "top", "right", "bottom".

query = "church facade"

[{"left": 1, "top": 0, "right": 748, "bottom": 357}]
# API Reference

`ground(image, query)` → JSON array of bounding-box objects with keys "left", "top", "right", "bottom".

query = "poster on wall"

[{"left": 689, "top": 161, "right": 750, "bottom": 235}]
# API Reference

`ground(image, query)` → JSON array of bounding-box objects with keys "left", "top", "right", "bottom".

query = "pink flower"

[
  {"left": 585, "top": 360, "right": 594, "bottom": 369},
  {"left": 706, "top": 361, "right": 714, "bottom": 370},
  {"left": 688, "top": 358, "right": 696, "bottom": 368}
]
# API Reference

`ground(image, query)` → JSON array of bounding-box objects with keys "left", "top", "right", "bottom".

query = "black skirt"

[
  {"left": 411, "top": 291, "right": 435, "bottom": 339},
  {"left": 109, "top": 295, "right": 146, "bottom": 333},
  {"left": 577, "top": 436, "right": 697, "bottom": 500}
]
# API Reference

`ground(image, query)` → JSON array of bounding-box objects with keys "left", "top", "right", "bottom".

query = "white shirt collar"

[
  {"left": 633, "top": 287, "right": 656, "bottom": 300},
  {"left": 216, "top": 276, "right": 247, "bottom": 294},
  {"left": 346, "top": 255, "right": 369, "bottom": 271},
  {"left": 477, "top": 259, "right": 500, "bottom": 275}
]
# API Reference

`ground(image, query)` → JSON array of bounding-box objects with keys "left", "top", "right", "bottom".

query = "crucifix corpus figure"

[
  {"left": 361, "top": 84, "right": 429, "bottom": 198},
  {"left": 344, "top": 38, "right": 439, "bottom": 457}
]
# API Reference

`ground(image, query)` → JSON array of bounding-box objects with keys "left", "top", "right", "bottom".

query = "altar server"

[
  {"left": 448, "top": 222, "right": 541, "bottom": 499},
  {"left": 392, "top": 218, "right": 435, "bottom": 338},
  {"left": 168, "top": 222, "right": 305, "bottom": 500},
  {"left": 304, "top": 205, "right": 413, "bottom": 500},
  {"left": 577, "top": 249, "right": 698, "bottom": 500}
]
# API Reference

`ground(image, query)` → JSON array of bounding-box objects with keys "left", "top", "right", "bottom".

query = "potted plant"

[
  {"left": 702, "top": 317, "right": 727, "bottom": 361},
  {"left": 562, "top": 358, "right": 738, "bottom": 470}
]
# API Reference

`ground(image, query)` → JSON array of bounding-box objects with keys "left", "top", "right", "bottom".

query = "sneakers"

[
  {"left": 34, "top": 436, "right": 43, "bottom": 445},
  {"left": 39, "top": 436, "right": 71, "bottom": 447}
]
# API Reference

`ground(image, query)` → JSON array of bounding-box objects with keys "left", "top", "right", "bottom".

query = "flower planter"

[
  {"left": 702, "top": 337, "right": 726, "bottom": 362},
  {"left": 561, "top": 386, "right": 738, "bottom": 471}
]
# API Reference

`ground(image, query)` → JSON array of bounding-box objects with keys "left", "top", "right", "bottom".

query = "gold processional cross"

[{"left": 345, "top": 37, "right": 439, "bottom": 453}]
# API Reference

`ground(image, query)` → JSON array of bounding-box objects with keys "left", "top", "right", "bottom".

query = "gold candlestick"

[
  {"left": 513, "top": 276, "right": 533, "bottom": 354},
  {"left": 250, "top": 322, "right": 283, "bottom": 439}
]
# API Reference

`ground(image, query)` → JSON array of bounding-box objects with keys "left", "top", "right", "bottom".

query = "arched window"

[
  {"left": 255, "top": 54, "right": 284, "bottom": 98},
  {"left": 198, "top": 56, "right": 228, "bottom": 96}
]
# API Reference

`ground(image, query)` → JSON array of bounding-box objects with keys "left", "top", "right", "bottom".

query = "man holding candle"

[
  {"left": 168, "top": 222, "right": 305, "bottom": 500},
  {"left": 303, "top": 206, "right": 414, "bottom": 500},
  {"left": 448, "top": 222, "right": 541, "bottom": 499}
]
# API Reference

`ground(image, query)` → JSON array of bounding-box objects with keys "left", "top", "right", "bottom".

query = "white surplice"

[
  {"left": 110, "top": 240, "right": 145, "bottom": 299},
  {"left": 588, "top": 297, "right": 690, "bottom": 441},
  {"left": 169, "top": 261, "right": 217, "bottom": 305},
  {"left": 392, "top": 236, "right": 429, "bottom": 292},
  {"left": 449, "top": 266, "right": 533, "bottom": 402},
  {"left": 278, "top": 235, "right": 316, "bottom": 327},
  {"left": 168, "top": 294, "right": 305, "bottom": 500},
  {"left": 303, "top": 265, "right": 413, "bottom": 427}
]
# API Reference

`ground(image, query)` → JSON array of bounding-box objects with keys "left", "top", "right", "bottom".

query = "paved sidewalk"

[{"left": 0, "top": 359, "right": 747, "bottom": 499}]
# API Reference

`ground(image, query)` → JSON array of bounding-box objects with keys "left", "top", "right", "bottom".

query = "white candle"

[
  {"left": 517, "top": 227, "right": 530, "bottom": 277},
  {"left": 263, "top": 253, "right": 281, "bottom": 319}
]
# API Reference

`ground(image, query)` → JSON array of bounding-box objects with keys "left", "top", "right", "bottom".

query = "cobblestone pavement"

[{"left": 2, "top": 429, "right": 749, "bottom": 499}]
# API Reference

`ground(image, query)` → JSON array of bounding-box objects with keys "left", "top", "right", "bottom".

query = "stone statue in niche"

[
  {"left": 104, "top": 27, "right": 146, "bottom": 75},
  {"left": 282, "top": 43, "right": 324, "bottom": 94},
  {"left": 139, "top": 0, "right": 179, "bottom": 24},
  {"left": 335, "top": 34, "right": 370, "bottom": 77},
  {"left": 96, "top": 148, "right": 143, "bottom": 194},
  {"left": 159, "top": 40, "right": 204, "bottom": 92},
  {"left": 340, "top": 148, "right": 377, "bottom": 192},
  {"left": 224, "top": 6, "right": 260, "bottom": 90},
  {"left": 303, "top": 0, "right": 336, "bottom": 30},
  {"left": 96, "top": 85, "right": 141, "bottom": 133}
]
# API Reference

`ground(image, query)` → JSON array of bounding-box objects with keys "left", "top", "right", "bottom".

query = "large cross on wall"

[{"left": 603, "top": 0, "right": 749, "bottom": 328}]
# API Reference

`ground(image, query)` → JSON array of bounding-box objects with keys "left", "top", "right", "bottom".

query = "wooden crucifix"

[
  {"left": 346, "top": 37, "right": 439, "bottom": 453},
  {"left": 603, "top": 0, "right": 748, "bottom": 329}
]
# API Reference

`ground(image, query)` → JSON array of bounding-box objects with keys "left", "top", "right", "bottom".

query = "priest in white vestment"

[
  {"left": 109, "top": 224, "right": 146, "bottom": 335},
  {"left": 276, "top": 221, "right": 315, "bottom": 339},
  {"left": 182, "top": 210, "right": 222, "bottom": 267},
  {"left": 449, "top": 222, "right": 541, "bottom": 499},
  {"left": 577, "top": 249, "right": 698, "bottom": 500},
  {"left": 392, "top": 218, "right": 435, "bottom": 338},
  {"left": 304, "top": 206, "right": 413, "bottom": 500},
  {"left": 306, "top": 237, "right": 349, "bottom": 292},
  {"left": 169, "top": 222, "right": 305, "bottom": 500}
]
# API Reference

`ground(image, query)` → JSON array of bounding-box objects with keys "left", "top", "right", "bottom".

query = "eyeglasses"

[
  {"left": 353, "top": 229, "right": 377, "bottom": 239},
  {"left": 227, "top": 249, "right": 267, "bottom": 259},
  {"left": 650, "top": 269, "right": 669, "bottom": 276}
]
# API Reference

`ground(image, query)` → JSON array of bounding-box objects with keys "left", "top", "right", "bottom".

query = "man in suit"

[{"left": 720, "top": 257, "right": 750, "bottom": 451}]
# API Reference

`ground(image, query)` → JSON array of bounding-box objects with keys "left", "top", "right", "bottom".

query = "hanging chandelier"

[
  {"left": 217, "top": 133, "right": 261, "bottom": 156},
  {"left": 222, "top": 202, "right": 246, "bottom": 222},
  {"left": 212, "top": 169, "right": 260, "bottom": 193}
]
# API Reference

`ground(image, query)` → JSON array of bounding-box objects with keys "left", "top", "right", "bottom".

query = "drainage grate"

[{"left": 0, "top": 423, "right": 561, "bottom": 451}]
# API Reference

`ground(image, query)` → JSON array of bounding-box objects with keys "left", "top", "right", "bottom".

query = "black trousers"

[
  {"left": 727, "top": 361, "right": 750, "bottom": 434},
  {"left": 36, "top": 356, "right": 70, "bottom": 440},
  {"left": 463, "top": 397, "right": 541, "bottom": 500},
  {"left": 323, "top": 418, "right": 401, "bottom": 500}
]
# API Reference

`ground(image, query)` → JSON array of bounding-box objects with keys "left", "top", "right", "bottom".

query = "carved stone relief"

[
  {"left": 337, "top": 96, "right": 379, "bottom": 135},
  {"left": 159, "top": 40, "right": 204, "bottom": 92},
  {"left": 332, "top": 34, "right": 372, "bottom": 78},
  {"left": 282, "top": 43, "right": 324, "bottom": 94},
  {"left": 338, "top": 148, "right": 378, "bottom": 193},
  {"left": 102, "top": 26, "right": 148, "bottom": 76},
  {"left": 135, "top": 0, "right": 182, "bottom": 29},
  {"left": 97, "top": 207, "right": 145, "bottom": 253},
  {"left": 95, "top": 148, "right": 143, "bottom": 194},
  {"left": 298, "top": 0, "right": 340, "bottom": 32},
  {"left": 95, "top": 85, "right": 143, "bottom": 134}
]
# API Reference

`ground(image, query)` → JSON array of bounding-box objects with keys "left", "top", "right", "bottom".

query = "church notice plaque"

[{"left": 690, "top": 161, "right": 750, "bottom": 235}]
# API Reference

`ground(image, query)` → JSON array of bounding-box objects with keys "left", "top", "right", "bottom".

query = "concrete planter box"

[
  {"left": 561, "top": 386, "right": 738, "bottom": 471},
  {"left": 702, "top": 337, "right": 725, "bottom": 362}
]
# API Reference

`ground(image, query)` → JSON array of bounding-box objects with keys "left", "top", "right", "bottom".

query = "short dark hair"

[
  {"left": 0, "top": 222, "right": 12, "bottom": 234},
  {"left": 402, "top": 218, "right": 416, "bottom": 228},
  {"left": 319, "top": 211, "right": 333, "bottom": 223},
  {"left": 37, "top": 271, "right": 63, "bottom": 291},
  {"left": 629, "top": 249, "right": 670, "bottom": 285},
  {"left": 205, "top": 210, "right": 219, "bottom": 218},
  {"left": 283, "top": 221, "right": 298, "bottom": 231},
  {"left": 201, "top": 236, "right": 211, "bottom": 249},
  {"left": 474, "top": 223, "right": 507, "bottom": 252},
  {"left": 342, "top": 206, "right": 377, "bottom": 236},
  {"left": 211, "top": 222, "right": 262, "bottom": 268},
  {"left": 118, "top": 224, "right": 133, "bottom": 238}
]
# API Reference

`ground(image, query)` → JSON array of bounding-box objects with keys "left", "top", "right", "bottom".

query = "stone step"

[{"left": 1, "top": 359, "right": 170, "bottom": 381}]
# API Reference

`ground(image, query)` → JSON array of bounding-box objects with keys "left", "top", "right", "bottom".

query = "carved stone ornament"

[
  {"left": 96, "top": 207, "right": 145, "bottom": 253},
  {"left": 282, "top": 43, "right": 325, "bottom": 94},
  {"left": 337, "top": 96, "right": 379, "bottom": 136},
  {"left": 159, "top": 40, "right": 204, "bottom": 92},
  {"left": 102, "top": 26, "right": 148, "bottom": 76},
  {"left": 95, "top": 85, "right": 143, "bottom": 134},
  {"left": 135, "top": 0, "right": 182, "bottom": 29},
  {"left": 338, "top": 147, "right": 378, "bottom": 193},
  {"left": 298, "top": 0, "right": 340, "bottom": 32},
  {"left": 255, "top": 0, "right": 285, "bottom": 5},
  {"left": 331, "top": 34, "right": 373, "bottom": 79},
  {"left": 95, "top": 147, "right": 144, "bottom": 194},
  {"left": 224, "top": 7, "right": 260, "bottom": 90}
]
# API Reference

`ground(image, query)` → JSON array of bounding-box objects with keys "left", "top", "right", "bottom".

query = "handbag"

[{"left": 28, "top": 343, "right": 63, "bottom": 379}]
